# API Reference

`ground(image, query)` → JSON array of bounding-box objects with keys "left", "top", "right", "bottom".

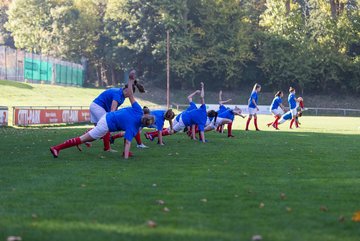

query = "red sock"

[
  {"left": 54, "top": 137, "right": 82, "bottom": 151},
  {"left": 300, "top": 100, "right": 304, "bottom": 109},
  {"left": 103, "top": 132, "right": 111, "bottom": 151},
  {"left": 216, "top": 126, "right": 221, "bottom": 132},
  {"left": 161, "top": 129, "right": 171, "bottom": 136},
  {"left": 290, "top": 119, "right": 295, "bottom": 128},
  {"left": 295, "top": 119, "right": 299, "bottom": 128},
  {"left": 135, "top": 131, "right": 142, "bottom": 145},
  {"left": 112, "top": 132, "right": 124, "bottom": 140},
  {"left": 245, "top": 118, "right": 251, "bottom": 130},
  {"left": 254, "top": 118, "right": 259, "bottom": 130},
  {"left": 274, "top": 116, "right": 280, "bottom": 128},
  {"left": 146, "top": 130, "right": 159, "bottom": 139},
  {"left": 227, "top": 122, "right": 233, "bottom": 137}
]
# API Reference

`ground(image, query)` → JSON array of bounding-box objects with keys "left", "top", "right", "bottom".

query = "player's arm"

[
  {"left": 127, "top": 78, "right": 136, "bottom": 104},
  {"left": 110, "top": 100, "right": 119, "bottom": 112},
  {"left": 124, "top": 139, "right": 131, "bottom": 159},
  {"left": 187, "top": 90, "right": 200, "bottom": 103},
  {"left": 200, "top": 131, "right": 206, "bottom": 143},
  {"left": 200, "top": 82, "right": 205, "bottom": 105},
  {"left": 280, "top": 103, "right": 285, "bottom": 111},
  {"left": 252, "top": 99, "right": 259, "bottom": 110},
  {"left": 168, "top": 119, "right": 173, "bottom": 131},
  {"left": 158, "top": 131, "right": 164, "bottom": 145},
  {"left": 191, "top": 125, "right": 196, "bottom": 140}
]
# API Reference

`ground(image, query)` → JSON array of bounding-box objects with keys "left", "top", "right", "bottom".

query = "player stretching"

[
  {"left": 143, "top": 109, "right": 175, "bottom": 145},
  {"left": 50, "top": 77, "right": 154, "bottom": 159},
  {"left": 267, "top": 91, "right": 285, "bottom": 130},
  {"left": 87, "top": 70, "right": 145, "bottom": 151},
  {"left": 215, "top": 90, "right": 245, "bottom": 137},
  {"left": 245, "top": 83, "right": 261, "bottom": 131}
]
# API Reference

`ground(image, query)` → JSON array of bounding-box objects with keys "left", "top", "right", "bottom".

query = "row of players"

[{"left": 50, "top": 71, "right": 304, "bottom": 159}]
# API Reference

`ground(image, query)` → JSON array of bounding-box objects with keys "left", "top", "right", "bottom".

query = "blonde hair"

[{"left": 253, "top": 83, "right": 261, "bottom": 92}]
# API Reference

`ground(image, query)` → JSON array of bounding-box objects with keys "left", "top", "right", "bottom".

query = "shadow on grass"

[
  {"left": 27, "top": 220, "right": 233, "bottom": 241},
  {"left": 0, "top": 79, "right": 34, "bottom": 89}
]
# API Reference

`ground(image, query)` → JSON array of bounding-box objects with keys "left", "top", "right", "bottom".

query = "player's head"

[
  {"left": 207, "top": 110, "right": 218, "bottom": 123},
  {"left": 164, "top": 109, "right": 175, "bottom": 120},
  {"left": 275, "top": 91, "right": 283, "bottom": 97},
  {"left": 141, "top": 115, "right": 155, "bottom": 127},
  {"left": 289, "top": 87, "right": 295, "bottom": 93},
  {"left": 253, "top": 83, "right": 261, "bottom": 92},
  {"left": 143, "top": 106, "right": 150, "bottom": 114},
  {"left": 233, "top": 106, "right": 242, "bottom": 115},
  {"left": 297, "top": 111, "right": 303, "bottom": 117}
]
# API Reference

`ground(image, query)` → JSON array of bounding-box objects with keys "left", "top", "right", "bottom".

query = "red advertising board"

[{"left": 13, "top": 108, "right": 90, "bottom": 126}]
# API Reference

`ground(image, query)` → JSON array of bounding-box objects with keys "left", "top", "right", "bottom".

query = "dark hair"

[
  {"left": 289, "top": 87, "right": 295, "bottom": 92},
  {"left": 207, "top": 110, "right": 218, "bottom": 125},
  {"left": 141, "top": 115, "right": 155, "bottom": 127},
  {"left": 275, "top": 91, "right": 282, "bottom": 97},
  {"left": 143, "top": 106, "right": 150, "bottom": 114},
  {"left": 134, "top": 80, "right": 145, "bottom": 93},
  {"left": 165, "top": 109, "right": 175, "bottom": 120}
]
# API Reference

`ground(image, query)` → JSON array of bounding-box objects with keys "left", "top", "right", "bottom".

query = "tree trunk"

[
  {"left": 330, "top": 0, "right": 337, "bottom": 18},
  {"left": 100, "top": 62, "right": 108, "bottom": 87},
  {"left": 285, "top": 0, "right": 291, "bottom": 16},
  {"left": 111, "top": 67, "right": 116, "bottom": 86}
]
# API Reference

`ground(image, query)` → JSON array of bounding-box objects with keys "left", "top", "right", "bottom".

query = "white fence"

[{"left": 172, "top": 103, "right": 360, "bottom": 117}]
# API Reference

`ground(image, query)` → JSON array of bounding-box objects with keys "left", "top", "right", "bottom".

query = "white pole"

[{"left": 166, "top": 30, "right": 170, "bottom": 109}]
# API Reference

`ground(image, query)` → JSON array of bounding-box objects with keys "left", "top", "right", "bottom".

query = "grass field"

[{"left": 1, "top": 116, "right": 360, "bottom": 241}]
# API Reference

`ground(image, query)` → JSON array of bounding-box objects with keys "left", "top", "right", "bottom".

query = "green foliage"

[{"left": 2, "top": 0, "right": 360, "bottom": 94}]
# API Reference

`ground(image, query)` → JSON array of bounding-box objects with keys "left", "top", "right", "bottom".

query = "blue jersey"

[
  {"left": 282, "top": 111, "right": 292, "bottom": 121},
  {"left": 106, "top": 101, "right": 143, "bottom": 141},
  {"left": 151, "top": 110, "right": 166, "bottom": 130},
  {"left": 93, "top": 88, "right": 125, "bottom": 112},
  {"left": 270, "top": 96, "right": 282, "bottom": 110},
  {"left": 288, "top": 93, "right": 297, "bottom": 109},
  {"left": 181, "top": 104, "right": 207, "bottom": 131},
  {"left": 218, "top": 105, "right": 227, "bottom": 114},
  {"left": 176, "top": 102, "right": 198, "bottom": 122},
  {"left": 248, "top": 91, "right": 258, "bottom": 108},
  {"left": 218, "top": 109, "right": 235, "bottom": 121}
]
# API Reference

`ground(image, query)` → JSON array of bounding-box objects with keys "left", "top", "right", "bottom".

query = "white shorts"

[
  {"left": 290, "top": 108, "right": 297, "bottom": 118},
  {"left": 212, "top": 117, "right": 225, "bottom": 127},
  {"left": 172, "top": 116, "right": 185, "bottom": 132},
  {"left": 90, "top": 102, "right": 106, "bottom": 124},
  {"left": 88, "top": 115, "right": 109, "bottom": 139},
  {"left": 271, "top": 107, "right": 284, "bottom": 116},
  {"left": 248, "top": 107, "right": 258, "bottom": 115}
]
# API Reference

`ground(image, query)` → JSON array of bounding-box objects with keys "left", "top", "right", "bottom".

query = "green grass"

[{"left": 1, "top": 116, "right": 360, "bottom": 241}]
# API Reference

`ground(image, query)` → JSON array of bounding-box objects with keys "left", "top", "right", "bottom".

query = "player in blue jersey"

[
  {"left": 277, "top": 109, "right": 303, "bottom": 126},
  {"left": 158, "top": 82, "right": 209, "bottom": 143},
  {"left": 214, "top": 90, "right": 245, "bottom": 137},
  {"left": 245, "top": 83, "right": 261, "bottom": 131},
  {"left": 288, "top": 87, "right": 300, "bottom": 129},
  {"left": 143, "top": 109, "right": 176, "bottom": 145},
  {"left": 86, "top": 70, "right": 145, "bottom": 151},
  {"left": 267, "top": 91, "right": 286, "bottom": 130},
  {"left": 50, "top": 77, "right": 154, "bottom": 159}
]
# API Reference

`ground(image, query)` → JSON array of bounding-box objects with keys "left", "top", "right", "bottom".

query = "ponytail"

[
  {"left": 134, "top": 80, "right": 145, "bottom": 93},
  {"left": 253, "top": 83, "right": 261, "bottom": 92}
]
